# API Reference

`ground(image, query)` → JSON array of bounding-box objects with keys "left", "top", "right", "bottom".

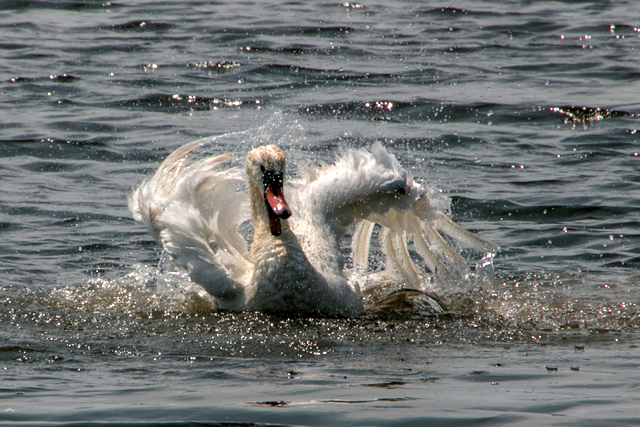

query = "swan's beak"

[{"left": 263, "top": 171, "right": 291, "bottom": 236}]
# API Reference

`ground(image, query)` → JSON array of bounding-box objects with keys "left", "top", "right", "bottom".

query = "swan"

[{"left": 129, "top": 139, "right": 497, "bottom": 317}]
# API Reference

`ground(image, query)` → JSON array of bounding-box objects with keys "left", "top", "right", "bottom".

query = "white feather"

[{"left": 130, "top": 139, "right": 497, "bottom": 317}]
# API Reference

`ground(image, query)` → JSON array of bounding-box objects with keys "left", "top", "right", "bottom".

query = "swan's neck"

[
  {"left": 250, "top": 224, "right": 298, "bottom": 265},
  {"left": 248, "top": 182, "right": 318, "bottom": 286},
  {"left": 248, "top": 183, "right": 276, "bottom": 238}
]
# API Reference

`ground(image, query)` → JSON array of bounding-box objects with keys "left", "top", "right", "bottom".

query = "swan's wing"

[
  {"left": 294, "top": 142, "right": 418, "bottom": 237},
  {"left": 295, "top": 142, "right": 497, "bottom": 290},
  {"left": 364, "top": 197, "right": 498, "bottom": 287},
  {"left": 129, "top": 142, "right": 252, "bottom": 305}
]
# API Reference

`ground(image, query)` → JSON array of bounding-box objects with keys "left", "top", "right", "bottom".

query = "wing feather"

[
  {"left": 352, "top": 219, "right": 375, "bottom": 272},
  {"left": 301, "top": 142, "right": 497, "bottom": 292},
  {"left": 129, "top": 144, "right": 251, "bottom": 306},
  {"left": 379, "top": 228, "right": 422, "bottom": 289}
]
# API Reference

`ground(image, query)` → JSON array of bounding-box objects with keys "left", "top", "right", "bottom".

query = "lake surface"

[{"left": 1, "top": 1, "right": 640, "bottom": 425}]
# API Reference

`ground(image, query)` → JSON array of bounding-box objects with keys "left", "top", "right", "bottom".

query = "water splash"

[
  {"left": 551, "top": 106, "right": 637, "bottom": 128},
  {"left": 50, "top": 262, "right": 215, "bottom": 315}
]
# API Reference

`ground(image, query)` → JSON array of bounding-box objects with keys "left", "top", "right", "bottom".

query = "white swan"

[{"left": 129, "top": 139, "right": 497, "bottom": 317}]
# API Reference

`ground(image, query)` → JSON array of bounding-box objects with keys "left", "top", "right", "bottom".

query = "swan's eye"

[
  {"left": 262, "top": 169, "right": 284, "bottom": 189},
  {"left": 260, "top": 165, "right": 265, "bottom": 172}
]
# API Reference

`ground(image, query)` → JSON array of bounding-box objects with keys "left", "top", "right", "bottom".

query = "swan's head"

[{"left": 245, "top": 145, "right": 292, "bottom": 236}]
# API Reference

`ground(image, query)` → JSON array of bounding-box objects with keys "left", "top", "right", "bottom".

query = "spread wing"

[
  {"left": 128, "top": 140, "right": 252, "bottom": 307},
  {"left": 291, "top": 142, "right": 497, "bottom": 293}
]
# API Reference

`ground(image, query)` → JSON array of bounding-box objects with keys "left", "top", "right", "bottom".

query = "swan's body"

[{"left": 129, "top": 140, "right": 496, "bottom": 317}]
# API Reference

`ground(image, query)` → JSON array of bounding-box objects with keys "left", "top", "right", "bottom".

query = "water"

[{"left": 1, "top": 0, "right": 640, "bottom": 425}]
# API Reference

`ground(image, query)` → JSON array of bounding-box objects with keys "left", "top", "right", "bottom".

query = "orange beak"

[{"left": 264, "top": 183, "right": 291, "bottom": 236}]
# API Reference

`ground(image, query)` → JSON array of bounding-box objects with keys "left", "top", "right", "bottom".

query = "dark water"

[{"left": 2, "top": 1, "right": 640, "bottom": 425}]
